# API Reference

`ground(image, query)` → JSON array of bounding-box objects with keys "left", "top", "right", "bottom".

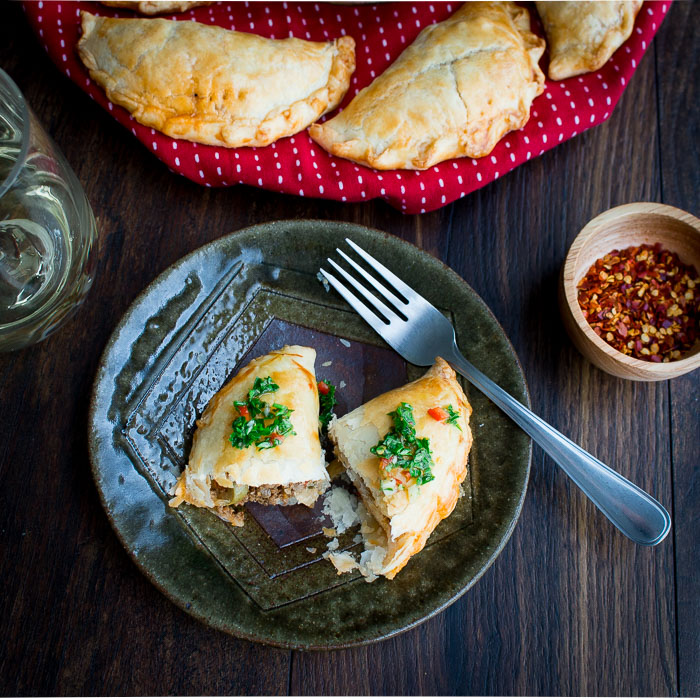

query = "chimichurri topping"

[
  {"left": 371, "top": 402, "right": 435, "bottom": 487},
  {"left": 229, "top": 376, "right": 295, "bottom": 450},
  {"left": 318, "top": 380, "right": 337, "bottom": 429}
]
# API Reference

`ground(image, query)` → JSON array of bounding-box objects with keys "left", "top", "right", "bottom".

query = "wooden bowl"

[{"left": 559, "top": 203, "right": 700, "bottom": 381}]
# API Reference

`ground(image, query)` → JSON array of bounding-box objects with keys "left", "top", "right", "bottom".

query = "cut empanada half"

[
  {"left": 309, "top": 1, "right": 545, "bottom": 170},
  {"left": 77, "top": 12, "right": 355, "bottom": 147},
  {"left": 169, "top": 345, "right": 329, "bottom": 526},
  {"left": 328, "top": 358, "right": 473, "bottom": 579},
  {"left": 536, "top": 1, "right": 643, "bottom": 80}
]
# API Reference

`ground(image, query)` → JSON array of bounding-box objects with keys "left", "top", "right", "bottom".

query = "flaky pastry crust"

[
  {"left": 77, "top": 12, "right": 355, "bottom": 147},
  {"left": 309, "top": 2, "right": 545, "bottom": 170},
  {"left": 329, "top": 358, "right": 473, "bottom": 579},
  {"left": 536, "top": 1, "right": 643, "bottom": 80},
  {"left": 169, "top": 346, "right": 328, "bottom": 523}
]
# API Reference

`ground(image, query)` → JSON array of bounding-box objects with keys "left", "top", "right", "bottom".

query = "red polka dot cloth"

[{"left": 22, "top": 1, "right": 670, "bottom": 214}]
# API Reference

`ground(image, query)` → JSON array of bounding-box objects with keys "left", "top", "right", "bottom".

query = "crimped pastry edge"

[
  {"left": 541, "top": 1, "right": 643, "bottom": 80},
  {"left": 77, "top": 12, "right": 356, "bottom": 148},
  {"left": 309, "top": 2, "right": 545, "bottom": 170}
]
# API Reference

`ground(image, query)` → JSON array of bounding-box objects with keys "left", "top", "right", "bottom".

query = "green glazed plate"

[{"left": 88, "top": 220, "right": 531, "bottom": 650}]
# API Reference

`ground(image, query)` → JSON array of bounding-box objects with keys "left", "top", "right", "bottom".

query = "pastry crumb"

[
  {"left": 321, "top": 484, "right": 387, "bottom": 582},
  {"left": 323, "top": 550, "right": 357, "bottom": 574},
  {"left": 322, "top": 486, "right": 361, "bottom": 534},
  {"left": 305, "top": 546, "right": 317, "bottom": 554},
  {"left": 339, "top": 338, "right": 351, "bottom": 347}
]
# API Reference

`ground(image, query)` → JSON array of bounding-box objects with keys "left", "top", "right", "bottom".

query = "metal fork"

[{"left": 320, "top": 239, "right": 671, "bottom": 546}]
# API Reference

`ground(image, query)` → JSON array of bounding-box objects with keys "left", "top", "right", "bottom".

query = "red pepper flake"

[
  {"left": 379, "top": 456, "right": 396, "bottom": 471},
  {"left": 577, "top": 243, "right": 699, "bottom": 362},
  {"left": 428, "top": 406, "right": 449, "bottom": 422}
]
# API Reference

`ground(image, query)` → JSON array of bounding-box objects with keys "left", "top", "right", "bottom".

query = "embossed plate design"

[{"left": 88, "top": 220, "right": 531, "bottom": 649}]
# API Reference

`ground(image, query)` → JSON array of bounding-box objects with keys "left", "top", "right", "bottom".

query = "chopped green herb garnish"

[
  {"left": 370, "top": 402, "right": 435, "bottom": 486},
  {"left": 229, "top": 376, "right": 295, "bottom": 450},
  {"left": 318, "top": 380, "right": 337, "bottom": 429},
  {"left": 445, "top": 405, "right": 462, "bottom": 431}
]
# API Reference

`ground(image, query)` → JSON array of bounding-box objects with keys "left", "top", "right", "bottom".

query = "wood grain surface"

[
  {"left": 655, "top": 1, "right": 700, "bottom": 696},
  {"left": 0, "top": 1, "right": 697, "bottom": 696}
]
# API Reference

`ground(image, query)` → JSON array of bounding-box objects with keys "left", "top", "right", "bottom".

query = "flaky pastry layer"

[
  {"left": 78, "top": 12, "right": 355, "bottom": 147},
  {"left": 536, "top": 1, "right": 643, "bottom": 80},
  {"left": 329, "top": 358, "right": 473, "bottom": 579},
  {"left": 169, "top": 345, "right": 328, "bottom": 525},
  {"left": 310, "top": 1, "right": 545, "bottom": 169}
]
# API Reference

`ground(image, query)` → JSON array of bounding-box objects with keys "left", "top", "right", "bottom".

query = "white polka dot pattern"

[{"left": 21, "top": 1, "right": 669, "bottom": 214}]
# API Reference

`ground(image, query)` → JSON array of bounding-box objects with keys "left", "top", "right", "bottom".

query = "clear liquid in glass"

[{"left": 0, "top": 82, "right": 96, "bottom": 349}]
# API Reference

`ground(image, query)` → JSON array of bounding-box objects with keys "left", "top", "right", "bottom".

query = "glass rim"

[{"left": 0, "top": 68, "right": 30, "bottom": 200}]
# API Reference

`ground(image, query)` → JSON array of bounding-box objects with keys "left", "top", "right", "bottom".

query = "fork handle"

[{"left": 446, "top": 349, "right": 671, "bottom": 546}]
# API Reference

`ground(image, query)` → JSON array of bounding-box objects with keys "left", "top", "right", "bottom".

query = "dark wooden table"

[{"left": 1, "top": 2, "right": 698, "bottom": 696}]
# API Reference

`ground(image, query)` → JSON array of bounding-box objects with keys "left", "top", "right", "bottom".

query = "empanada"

[
  {"left": 169, "top": 346, "right": 329, "bottom": 526},
  {"left": 328, "top": 358, "right": 473, "bottom": 579},
  {"left": 77, "top": 12, "right": 355, "bottom": 147},
  {"left": 309, "top": 2, "right": 545, "bottom": 170},
  {"left": 100, "top": 1, "right": 215, "bottom": 14},
  {"left": 536, "top": 1, "right": 643, "bottom": 80}
]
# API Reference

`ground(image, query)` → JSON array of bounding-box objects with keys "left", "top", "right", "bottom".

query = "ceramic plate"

[{"left": 88, "top": 220, "right": 531, "bottom": 650}]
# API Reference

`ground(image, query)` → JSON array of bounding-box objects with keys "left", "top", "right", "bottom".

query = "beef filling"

[{"left": 211, "top": 479, "right": 329, "bottom": 507}]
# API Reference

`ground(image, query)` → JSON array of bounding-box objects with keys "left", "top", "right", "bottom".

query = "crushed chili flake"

[{"left": 577, "top": 243, "right": 699, "bottom": 362}]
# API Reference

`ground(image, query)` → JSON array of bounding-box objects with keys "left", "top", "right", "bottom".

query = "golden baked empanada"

[
  {"left": 100, "top": 1, "right": 215, "bottom": 14},
  {"left": 309, "top": 2, "right": 545, "bottom": 170},
  {"left": 77, "top": 12, "right": 355, "bottom": 147},
  {"left": 169, "top": 346, "right": 329, "bottom": 526},
  {"left": 536, "top": 1, "right": 643, "bottom": 80},
  {"left": 328, "top": 358, "right": 473, "bottom": 579}
]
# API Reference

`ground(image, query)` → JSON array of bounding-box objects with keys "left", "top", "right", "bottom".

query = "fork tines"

[{"left": 319, "top": 239, "right": 414, "bottom": 332}]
